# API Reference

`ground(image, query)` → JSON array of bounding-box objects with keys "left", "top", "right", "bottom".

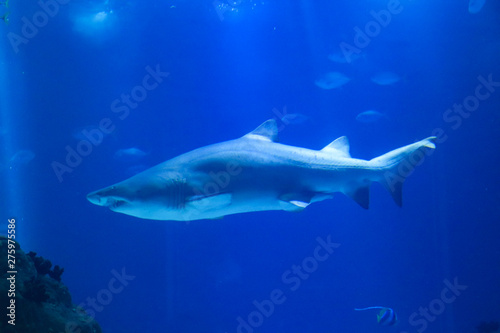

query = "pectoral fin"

[
  {"left": 279, "top": 192, "right": 315, "bottom": 212},
  {"left": 279, "top": 191, "right": 334, "bottom": 212},
  {"left": 280, "top": 199, "right": 310, "bottom": 212}
]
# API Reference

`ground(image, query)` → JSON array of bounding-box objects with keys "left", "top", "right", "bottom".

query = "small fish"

[
  {"left": 0, "top": 13, "right": 8, "bottom": 22},
  {"left": 315, "top": 72, "right": 351, "bottom": 89},
  {"left": 355, "top": 306, "right": 398, "bottom": 326},
  {"left": 468, "top": 0, "right": 486, "bottom": 13},
  {"left": 356, "top": 110, "right": 388, "bottom": 123},
  {"left": 8, "top": 150, "right": 35, "bottom": 169},
  {"left": 113, "top": 147, "right": 149, "bottom": 161},
  {"left": 370, "top": 71, "right": 401, "bottom": 86}
]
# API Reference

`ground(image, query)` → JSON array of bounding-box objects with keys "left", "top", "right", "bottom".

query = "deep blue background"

[{"left": 1, "top": 0, "right": 499, "bottom": 332}]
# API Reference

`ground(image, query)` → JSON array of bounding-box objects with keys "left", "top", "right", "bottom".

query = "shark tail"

[{"left": 370, "top": 136, "right": 437, "bottom": 207}]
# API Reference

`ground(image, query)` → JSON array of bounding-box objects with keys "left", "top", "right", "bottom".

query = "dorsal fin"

[
  {"left": 243, "top": 119, "right": 279, "bottom": 142},
  {"left": 321, "top": 136, "right": 351, "bottom": 158}
]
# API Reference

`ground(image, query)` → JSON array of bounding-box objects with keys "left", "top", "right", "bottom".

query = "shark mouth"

[
  {"left": 87, "top": 190, "right": 129, "bottom": 210},
  {"left": 108, "top": 199, "right": 128, "bottom": 210}
]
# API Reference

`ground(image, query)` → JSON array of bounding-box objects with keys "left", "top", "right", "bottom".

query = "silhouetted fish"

[
  {"left": 8, "top": 150, "right": 35, "bottom": 168},
  {"left": 356, "top": 110, "right": 388, "bottom": 123},
  {"left": 469, "top": 0, "right": 486, "bottom": 13},
  {"left": 315, "top": 72, "right": 351, "bottom": 89}
]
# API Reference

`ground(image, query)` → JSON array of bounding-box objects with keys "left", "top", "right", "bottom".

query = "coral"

[
  {"left": 0, "top": 236, "right": 102, "bottom": 333},
  {"left": 48, "top": 265, "right": 64, "bottom": 282},
  {"left": 27, "top": 251, "right": 64, "bottom": 281}
]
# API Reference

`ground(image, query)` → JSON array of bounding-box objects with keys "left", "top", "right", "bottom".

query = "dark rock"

[
  {"left": 22, "top": 277, "right": 50, "bottom": 303},
  {"left": 0, "top": 236, "right": 102, "bottom": 333}
]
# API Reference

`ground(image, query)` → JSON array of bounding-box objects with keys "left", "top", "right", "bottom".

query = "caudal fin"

[{"left": 370, "top": 137, "right": 436, "bottom": 206}]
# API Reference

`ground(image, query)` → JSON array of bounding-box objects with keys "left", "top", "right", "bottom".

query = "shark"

[{"left": 87, "top": 119, "right": 436, "bottom": 221}]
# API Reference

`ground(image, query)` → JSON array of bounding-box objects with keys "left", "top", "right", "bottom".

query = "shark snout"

[
  {"left": 87, "top": 186, "right": 132, "bottom": 212},
  {"left": 87, "top": 186, "right": 118, "bottom": 206},
  {"left": 87, "top": 191, "right": 105, "bottom": 206}
]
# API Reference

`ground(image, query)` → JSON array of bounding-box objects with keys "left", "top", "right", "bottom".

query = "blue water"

[{"left": 1, "top": 0, "right": 499, "bottom": 332}]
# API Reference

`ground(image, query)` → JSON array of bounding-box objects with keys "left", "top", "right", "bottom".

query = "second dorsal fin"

[{"left": 321, "top": 136, "right": 351, "bottom": 158}]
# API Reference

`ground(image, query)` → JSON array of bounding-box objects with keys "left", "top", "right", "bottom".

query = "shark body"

[{"left": 87, "top": 120, "right": 436, "bottom": 221}]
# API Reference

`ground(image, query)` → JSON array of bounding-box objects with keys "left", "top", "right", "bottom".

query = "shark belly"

[{"left": 177, "top": 156, "right": 375, "bottom": 220}]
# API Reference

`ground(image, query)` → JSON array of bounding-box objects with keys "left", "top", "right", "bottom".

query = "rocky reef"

[{"left": 0, "top": 235, "right": 102, "bottom": 333}]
